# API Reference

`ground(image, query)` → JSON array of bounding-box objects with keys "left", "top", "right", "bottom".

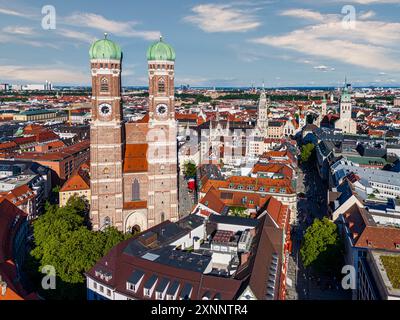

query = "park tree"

[
  {"left": 184, "top": 161, "right": 197, "bottom": 178},
  {"left": 30, "top": 196, "right": 131, "bottom": 299},
  {"left": 300, "top": 143, "right": 315, "bottom": 163},
  {"left": 300, "top": 217, "right": 343, "bottom": 274}
]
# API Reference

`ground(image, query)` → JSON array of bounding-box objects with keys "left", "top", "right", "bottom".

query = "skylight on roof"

[{"left": 141, "top": 253, "right": 160, "bottom": 261}]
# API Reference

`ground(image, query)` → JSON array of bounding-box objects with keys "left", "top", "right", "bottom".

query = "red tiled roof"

[
  {"left": 343, "top": 204, "right": 400, "bottom": 251},
  {"left": 41, "top": 140, "right": 65, "bottom": 149},
  {"left": 60, "top": 170, "right": 90, "bottom": 192},
  {"left": 15, "top": 140, "right": 89, "bottom": 162},
  {"left": 175, "top": 113, "right": 198, "bottom": 121},
  {"left": 247, "top": 214, "right": 284, "bottom": 300},
  {"left": 35, "top": 130, "right": 59, "bottom": 143},
  {"left": 23, "top": 124, "right": 44, "bottom": 134},
  {"left": 123, "top": 144, "right": 148, "bottom": 173},
  {"left": 201, "top": 176, "right": 294, "bottom": 195},
  {"left": 0, "top": 184, "right": 35, "bottom": 207},
  {"left": 13, "top": 136, "right": 35, "bottom": 146},
  {"left": 252, "top": 163, "right": 294, "bottom": 180},
  {"left": 0, "top": 198, "right": 27, "bottom": 262},
  {"left": 0, "top": 141, "right": 17, "bottom": 150},
  {"left": 129, "top": 113, "right": 149, "bottom": 124},
  {"left": 263, "top": 197, "right": 290, "bottom": 230},
  {"left": 0, "top": 260, "right": 38, "bottom": 300},
  {"left": 199, "top": 187, "right": 227, "bottom": 214},
  {"left": 0, "top": 261, "right": 24, "bottom": 300},
  {"left": 123, "top": 201, "right": 148, "bottom": 210}
]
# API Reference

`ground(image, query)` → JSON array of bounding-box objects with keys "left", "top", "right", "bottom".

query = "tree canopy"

[
  {"left": 183, "top": 161, "right": 197, "bottom": 178},
  {"left": 300, "top": 218, "right": 343, "bottom": 274},
  {"left": 300, "top": 143, "right": 315, "bottom": 163},
  {"left": 30, "top": 196, "right": 131, "bottom": 298}
]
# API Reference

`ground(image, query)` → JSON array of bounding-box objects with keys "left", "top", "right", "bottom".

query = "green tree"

[
  {"left": 184, "top": 161, "right": 197, "bottom": 178},
  {"left": 230, "top": 206, "right": 247, "bottom": 217},
  {"left": 30, "top": 196, "right": 131, "bottom": 299},
  {"left": 100, "top": 226, "right": 132, "bottom": 255},
  {"left": 300, "top": 217, "right": 343, "bottom": 274},
  {"left": 31, "top": 203, "right": 85, "bottom": 263},
  {"left": 300, "top": 143, "right": 315, "bottom": 163}
]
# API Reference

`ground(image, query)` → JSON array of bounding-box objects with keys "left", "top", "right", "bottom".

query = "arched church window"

[
  {"left": 158, "top": 78, "right": 165, "bottom": 93},
  {"left": 104, "top": 216, "right": 111, "bottom": 227},
  {"left": 100, "top": 77, "right": 109, "bottom": 92},
  {"left": 161, "top": 212, "right": 165, "bottom": 222},
  {"left": 132, "top": 179, "right": 140, "bottom": 201}
]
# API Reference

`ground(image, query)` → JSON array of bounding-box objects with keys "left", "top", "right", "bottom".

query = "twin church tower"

[{"left": 88, "top": 34, "right": 178, "bottom": 233}]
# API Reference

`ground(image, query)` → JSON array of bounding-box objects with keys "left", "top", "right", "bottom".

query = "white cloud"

[
  {"left": 314, "top": 65, "right": 335, "bottom": 72},
  {"left": 57, "top": 29, "right": 96, "bottom": 44},
  {"left": 0, "top": 33, "right": 58, "bottom": 49},
  {"left": 251, "top": 10, "right": 400, "bottom": 71},
  {"left": 359, "top": 10, "right": 376, "bottom": 20},
  {"left": 2, "top": 26, "right": 35, "bottom": 36},
  {"left": 280, "top": 9, "right": 325, "bottom": 22},
  {"left": 0, "top": 7, "right": 29, "bottom": 18},
  {"left": 65, "top": 13, "right": 160, "bottom": 40},
  {"left": 184, "top": 4, "right": 261, "bottom": 33},
  {"left": 337, "top": 0, "right": 400, "bottom": 3},
  {"left": 0, "top": 64, "right": 88, "bottom": 85}
]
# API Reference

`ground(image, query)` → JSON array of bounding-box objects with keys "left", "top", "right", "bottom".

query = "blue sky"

[{"left": 0, "top": 0, "right": 399, "bottom": 87}]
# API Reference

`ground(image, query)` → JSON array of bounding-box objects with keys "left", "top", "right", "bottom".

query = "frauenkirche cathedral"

[{"left": 88, "top": 35, "right": 179, "bottom": 233}]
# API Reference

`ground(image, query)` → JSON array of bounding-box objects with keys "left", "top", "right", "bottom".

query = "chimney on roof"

[{"left": 0, "top": 280, "right": 7, "bottom": 296}]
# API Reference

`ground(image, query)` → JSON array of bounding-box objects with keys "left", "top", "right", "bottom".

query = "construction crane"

[{"left": 61, "top": 103, "right": 92, "bottom": 126}]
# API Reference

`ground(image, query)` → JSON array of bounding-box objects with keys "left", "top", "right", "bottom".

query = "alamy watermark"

[
  {"left": 41, "top": 265, "right": 56, "bottom": 290},
  {"left": 41, "top": 5, "right": 56, "bottom": 30},
  {"left": 342, "top": 5, "right": 356, "bottom": 30},
  {"left": 341, "top": 265, "right": 356, "bottom": 290}
]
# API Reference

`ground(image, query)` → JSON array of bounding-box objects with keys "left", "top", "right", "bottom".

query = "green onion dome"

[
  {"left": 89, "top": 33, "right": 122, "bottom": 60},
  {"left": 146, "top": 36, "right": 175, "bottom": 61}
]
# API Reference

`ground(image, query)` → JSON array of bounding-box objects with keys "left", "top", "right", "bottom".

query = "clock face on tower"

[
  {"left": 156, "top": 104, "right": 168, "bottom": 117},
  {"left": 99, "top": 103, "right": 112, "bottom": 117}
]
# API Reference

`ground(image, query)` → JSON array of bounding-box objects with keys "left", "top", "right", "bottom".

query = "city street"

[
  {"left": 178, "top": 173, "right": 196, "bottom": 218},
  {"left": 286, "top": 161, "right": 351, "bottom": 300}
]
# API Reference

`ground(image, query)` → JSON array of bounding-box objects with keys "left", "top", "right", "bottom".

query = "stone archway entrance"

[
  {"left": 124, "top": 210, "right": 148, "bottom": 234},
  {"left": 131, "top": 224, "right": 141, "bottom": 235}
]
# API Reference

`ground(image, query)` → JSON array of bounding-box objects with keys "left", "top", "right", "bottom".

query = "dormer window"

[
  {"left": 143, "top": 275, "right": 158, "bottom": 298},
  {"left": 166, "top": 280, "right": 180, "bottom": 300},
  {"left": 179, "top": 283, "right": 193, "bottom": 300},
  {"left": 126, "top": 270, "right": 145, "bottom": 294},
  {"left": 155, "top": 278, "right": 170, "bottom": 300}
]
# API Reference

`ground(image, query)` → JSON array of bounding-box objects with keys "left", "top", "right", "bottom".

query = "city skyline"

[{"left": 0, "top": 0, "right": 399, "bottom": 87}]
